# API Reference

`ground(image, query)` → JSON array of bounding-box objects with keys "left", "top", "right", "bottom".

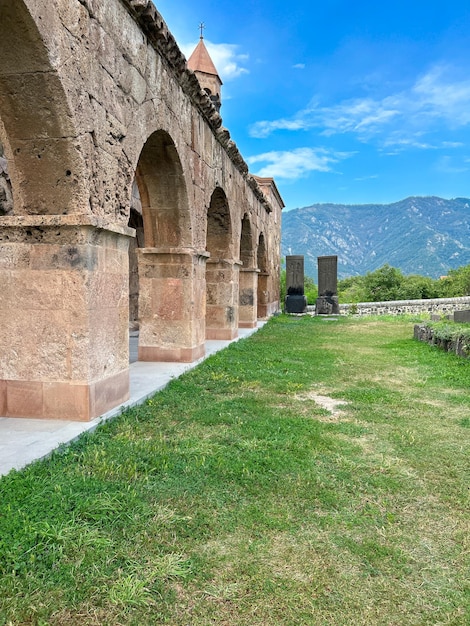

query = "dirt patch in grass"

[{"left": 296, "top": 391, "right": 349, "bottom": 422}]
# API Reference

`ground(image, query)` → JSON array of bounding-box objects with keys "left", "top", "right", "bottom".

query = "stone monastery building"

[{"left": 0, "top": 0, "right": 284, "bottom": 421}]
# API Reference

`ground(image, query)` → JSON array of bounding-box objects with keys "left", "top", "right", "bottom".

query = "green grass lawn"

[{"left": 1, "top": 315, "right": 469, "bottom": 625}]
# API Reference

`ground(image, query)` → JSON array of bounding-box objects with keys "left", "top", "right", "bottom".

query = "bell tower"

[{"left": 187, "top": 24, "right": 222, "bottom": 112}]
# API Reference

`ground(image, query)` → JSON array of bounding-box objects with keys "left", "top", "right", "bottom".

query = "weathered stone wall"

[
  {"left": 0, "top": 0, "right": 283, "bottom": 420},
  {"left": 0, "top": 0, "right": 280, "bottom": 266},
  {"left": 414, "top": 323, "right": 470, "bottom": 358},
  {"left": 339, "top": 297, "right": 470, "bottom": 317}
]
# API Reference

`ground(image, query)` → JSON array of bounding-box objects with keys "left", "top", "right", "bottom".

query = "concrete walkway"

[{"left": 0, "top": 325, "right": 264, "bottom": 477}]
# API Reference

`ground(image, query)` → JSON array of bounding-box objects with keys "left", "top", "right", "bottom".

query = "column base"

[
  {"left": 205, "top": 328, "right": 238, "bottom": 340},
  {"left": 257, "top": 301, "right": 280, "bottom": 319},
  {"left": 138, "top": 343, "right": 205, "bottom": 363},
  {"left": 0, "top": 369, "right": 130, "bottom": 422}
]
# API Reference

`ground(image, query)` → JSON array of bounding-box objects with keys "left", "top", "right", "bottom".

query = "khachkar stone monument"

[
  {"left": 285, "top": 255, "right": 307, "bottom": 313},
  {"left": 316, "top": 255, "right": 340, "bottom": 314}
]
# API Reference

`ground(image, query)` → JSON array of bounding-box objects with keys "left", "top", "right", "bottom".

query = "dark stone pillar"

[
  {"left": 316, "top": 255, "right": 339, "bottom": 314},
  {"left": 285, "top": 255, "right": 307, "bottom": 314}
]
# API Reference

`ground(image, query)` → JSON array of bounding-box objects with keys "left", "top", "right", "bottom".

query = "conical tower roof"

[{"left": 187, "top": 37, "right": 223, "bottom": 84}]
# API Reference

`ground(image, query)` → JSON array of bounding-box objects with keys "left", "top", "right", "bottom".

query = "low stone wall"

[
  {"left": 338, "top": 297, "right": 470, "bottom": 317},
  {"left": 414, "top": 323, "right": 470, "bottom": 358}
]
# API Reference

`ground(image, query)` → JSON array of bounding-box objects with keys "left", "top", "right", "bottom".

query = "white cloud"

[
  {"left": 318, "top": 99, "right": 401, "bottom": 137},
  {"left": 293, "top": 63, "right": 306, "bottom": 69},
  {"left": 381, "top": 133, "right": 437, "bottom": 151},
  {"left": 250, "top": 118, "right": 310, "bottom": 138},
  {"left": 442, "top": 141, "right": 464, "bottom": 148},
  {"left": 181, "top": 40, "right": 249, "bottom": 81},
  {"left": 354, "top": 174, "right": 379, "bottom": 182},
  {"left": 249, "top": 64, "right": 470, "bottom": 147},
  {"left": 435, "top": 155, "right": 470, "bottom": 174},
  {"left": 246, "top": 147, "right": 352, "bottom": 180},
  {"left": 412, "top": 65, "right": 470, "bottom": 126},
  {"left": 250, "top": 97, "right": 402, "bottom": 139}
]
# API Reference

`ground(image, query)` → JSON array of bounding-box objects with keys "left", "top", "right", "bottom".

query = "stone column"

[
  {"left": 205, "top": 258, "right": 241, "bottom": 340},
  {"left": 257, "top": 271, "right": 269, "bottom": 319},
  {"left": 137, "top": 247, "right": 208, "bottom": 361},
  {"left": 264, "top": 270, "right": 282, "bottom": 317},
  {"left": 0, "top": 215, "right": 133, "bottom": 421},
  {"left": 239, "top": 267, "right": 260, "bottom": 328}
]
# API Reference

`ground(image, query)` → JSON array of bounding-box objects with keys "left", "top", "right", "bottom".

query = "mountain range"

[{"left": 281, "top": 196, "right": 470, "bottom": 280}]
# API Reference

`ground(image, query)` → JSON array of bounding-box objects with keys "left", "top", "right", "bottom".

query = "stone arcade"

[{"left": 0, "top": 0, "right": 284, "bottom": 421}]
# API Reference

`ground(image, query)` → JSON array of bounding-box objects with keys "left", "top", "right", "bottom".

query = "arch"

[
  {"left": 238, "top": 214, "right": 258, "bottom": 328},
  {"left": 206, "top": 187, "right": 232, "bottom": 259},
  {"left": 134, "top": 130, "right": 190, "bottom": 248},
  {"left": 132, "top": 130, "right": 204, "bottom": 362},
  {"left": 204, "top": 187, "right": 238, "bottom": 339},
  {"left": 240, "top": 213, "right": 254, "bottom": 267},
  {"left": 257, "top": 232, "right": 268, "bottom": 273},
  {"left": 0, "top": 0, "right": 86, "bottom": 215}
]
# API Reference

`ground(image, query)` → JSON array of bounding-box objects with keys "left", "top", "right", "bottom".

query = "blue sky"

[{"left": 158, "top": 0, "right": 470, "bottom": 210}]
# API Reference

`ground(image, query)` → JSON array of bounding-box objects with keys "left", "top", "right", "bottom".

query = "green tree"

[
  {"left": 338, "top": 275, "right": 367, "bottom": 303},
  {"left": 304, "top": 275, "right": 318, "bottom": 305},
  {"left": 397, "top": 274, "right": 439, "bottom": 300},
  {"left": 338, "top": 263, "right": 470, "bottom": 303},
  {"left": 362, "top": 264, "right": 404, "bottom": 301},
  {"left": 438, "top": 264, "right": 470, "bottom": 297}
]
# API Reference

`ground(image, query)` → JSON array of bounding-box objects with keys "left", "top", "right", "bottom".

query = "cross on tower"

[{"left": 199, "top": 22, "right": 205, "bottom": 39}]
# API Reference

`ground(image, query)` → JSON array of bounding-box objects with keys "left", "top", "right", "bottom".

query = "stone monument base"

[
  {"left": 285, "top": 294, "right": 307, "bottom": 314},
  {"left": 315, "top": 295, "right": 340, "bottom": 315},
  {"left": 454, "top": 310, "right": 470, "bottom": 322}
]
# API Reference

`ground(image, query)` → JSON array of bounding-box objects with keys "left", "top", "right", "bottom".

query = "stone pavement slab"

[{"left": 0, "top": 325, "right": 264, "bottom": 477}]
